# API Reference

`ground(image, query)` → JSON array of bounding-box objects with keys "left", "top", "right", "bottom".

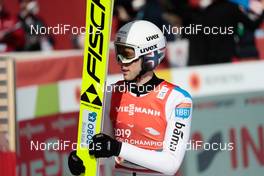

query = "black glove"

[
  {"left": 89, "top": 133, "right": 122, "bottom": 158},
  {"left": 68, "top": 150, "right": 85, "bottom": 175}
]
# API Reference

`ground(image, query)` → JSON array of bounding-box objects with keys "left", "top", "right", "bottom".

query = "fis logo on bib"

[
  {"left": 157, "top": 86, "right": 169, "bottom": 100},
  {"left": 175, "top": 103, "right": 191, "bottom": 119}
]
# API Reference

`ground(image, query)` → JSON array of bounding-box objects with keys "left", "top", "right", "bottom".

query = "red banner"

[
  {"left": 17, "top": 112, "right": 78, "bottom": 176},
  {"left": 0, "top": 151, "right": 16, "bottom": 176}
]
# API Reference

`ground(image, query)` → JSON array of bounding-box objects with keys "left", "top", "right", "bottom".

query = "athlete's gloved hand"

[
  {"left": 68, "top": 150, "right": 85, "bottom": 175},
  {"left": 89, "top": 133, "right": 122, "bottom": 158}
]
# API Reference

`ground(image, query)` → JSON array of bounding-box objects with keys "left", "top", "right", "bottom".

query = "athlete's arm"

[{"left": 119, "top": 88, "right": 192, "bottom": 175}]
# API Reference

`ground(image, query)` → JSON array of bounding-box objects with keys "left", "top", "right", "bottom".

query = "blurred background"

[{"left": 0, "top": 0, "right": 264, "bottom": 175}]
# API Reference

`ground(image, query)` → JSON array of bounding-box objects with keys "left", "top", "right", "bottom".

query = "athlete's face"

[
  {"left": 116, "top": 46, "right": 142, "bottom": 81},
  {"left": 118, "top": 58, "right": 142, "bottom": 81}
]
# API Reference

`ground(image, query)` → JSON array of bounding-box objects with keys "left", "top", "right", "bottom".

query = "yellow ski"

[{"left": 77, "top": 0, "right": 114, "bottom": 175}]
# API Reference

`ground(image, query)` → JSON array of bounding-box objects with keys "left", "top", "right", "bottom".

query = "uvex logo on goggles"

[{"left": 140, "top": 44, "right": 158, "bottom": 54}]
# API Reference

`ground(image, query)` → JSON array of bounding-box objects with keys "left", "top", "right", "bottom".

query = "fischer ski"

[{"left": 76, "top": 0, "right": 114, "bottom": 175}]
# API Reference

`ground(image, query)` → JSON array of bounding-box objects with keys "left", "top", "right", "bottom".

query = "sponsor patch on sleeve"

[{"left": 175, "top": 103, "right": 192, "bottom": 119}]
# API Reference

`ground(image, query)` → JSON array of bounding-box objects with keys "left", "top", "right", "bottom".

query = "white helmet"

[{"left": 114, "top": 20, "right": 166, "bottom": 72}]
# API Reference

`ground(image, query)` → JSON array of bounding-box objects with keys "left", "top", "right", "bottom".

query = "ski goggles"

[
  {"left": 114, "top": 43, "right": 139, "bottom": 64},
  {"left": 114, "top": 41, "right": 166, "bottom": 64}
]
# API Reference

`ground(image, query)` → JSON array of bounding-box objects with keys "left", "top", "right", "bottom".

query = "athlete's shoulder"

[
  {"left": 173, "top": 86, "right": 192, "bottom": 99},
  {"left": 163, "top": 81, "right": 192, "bottom": 100},
  {"left": 161, "top": 80, "right": 176, "bottom": 89}
]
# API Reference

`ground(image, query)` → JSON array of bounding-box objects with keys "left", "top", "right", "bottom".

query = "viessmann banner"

[{"left": 16, "top": 57, "right": 264, "bottom": 120}]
